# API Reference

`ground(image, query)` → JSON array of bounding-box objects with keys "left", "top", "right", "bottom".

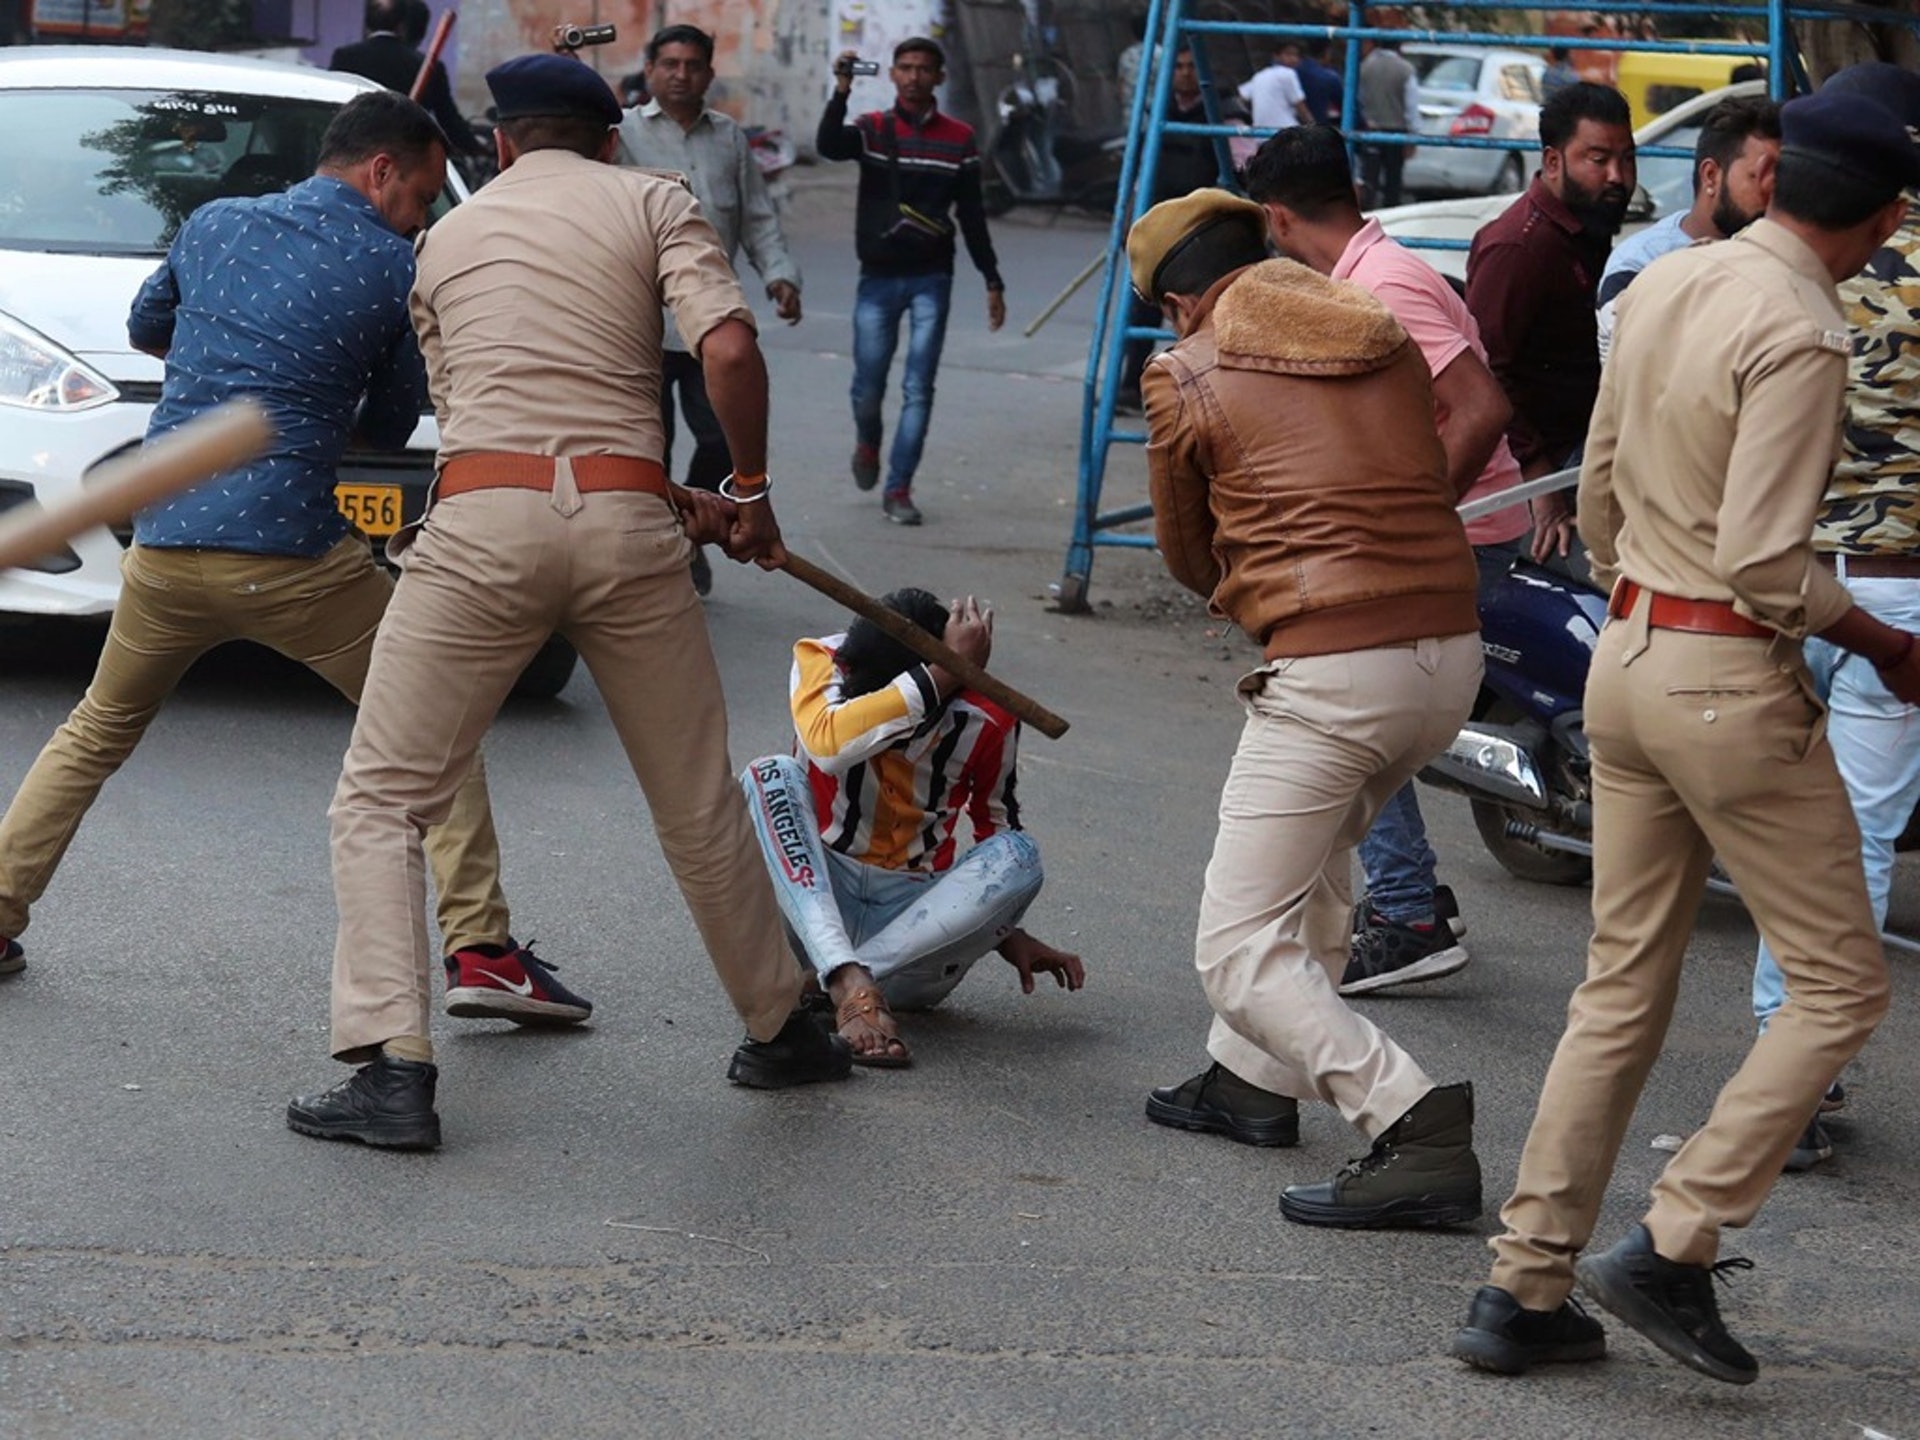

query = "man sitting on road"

[
  {"left": 741, "top": 588, "right": 1083, "bottom": 1066},
  {"left": 0, "top": 93, "right": 584, "bottom": 1028}
]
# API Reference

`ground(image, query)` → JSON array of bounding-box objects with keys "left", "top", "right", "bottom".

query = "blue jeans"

[
  {"left": 1357, "top": 539, "right": 1522, "bottom": 923},
  {"left": 1753, "top": 572, "right": 1920, "bottom": 1028},
  {"left": 851, "top": 271, "right": 953, "bottom": 497},
  {"left": 740, "top": 755, "right": 1043, "bottom": 1010}
]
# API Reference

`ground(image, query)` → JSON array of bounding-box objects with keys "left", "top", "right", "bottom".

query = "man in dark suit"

[{"left": 330, "top": 0, "right": 482, "bottom": 156}]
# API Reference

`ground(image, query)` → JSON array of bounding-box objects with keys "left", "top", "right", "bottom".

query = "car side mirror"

[{"left": 1624, "top": 183, "right": 1655, "bottom": 224}]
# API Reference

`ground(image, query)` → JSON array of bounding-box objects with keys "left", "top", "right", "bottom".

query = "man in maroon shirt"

[{"left": 1466, "top": 83, "right": 1635, "bottom": 562}]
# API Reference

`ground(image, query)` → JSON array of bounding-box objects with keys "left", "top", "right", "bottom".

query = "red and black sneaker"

[
  {"left": 1, "top": 937, "right": 23, "bottom": 977},
  {"left": 444, "top": 939, "right": 592, "bottom": 1025}
]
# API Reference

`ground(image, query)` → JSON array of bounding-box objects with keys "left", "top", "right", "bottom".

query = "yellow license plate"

[{"left": 335, "top": 482, "right": 403, "bottom": 537}]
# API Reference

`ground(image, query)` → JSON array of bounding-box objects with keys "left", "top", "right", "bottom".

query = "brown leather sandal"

[{"left": 835, "top": 984, "right": 913, "bottom": 1069}]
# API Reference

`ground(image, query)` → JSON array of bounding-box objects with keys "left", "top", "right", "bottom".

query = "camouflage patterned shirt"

[{"left": 1814, "top": 212, "right": 1920, "bottom": 555}]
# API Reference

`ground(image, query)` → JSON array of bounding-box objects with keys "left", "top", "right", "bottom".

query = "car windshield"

[
  {"left": 1415, "top": 56, "right": 1481, "bottom": 93},
  {"left": 1638, "top": 122, "right": 1701, "bottom": 219},
  {"left": 0, "top": 85, "right": 458, "bottom": 257}
]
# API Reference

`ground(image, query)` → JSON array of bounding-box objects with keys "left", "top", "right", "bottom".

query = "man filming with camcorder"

[{"left": 816, "top": 36, "right": 1005, "bottom": 528}]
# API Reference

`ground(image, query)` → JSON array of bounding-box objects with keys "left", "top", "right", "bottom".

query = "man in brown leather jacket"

[{"left": 1131, "top": 189, "right": 1488, "bottom": 1229}]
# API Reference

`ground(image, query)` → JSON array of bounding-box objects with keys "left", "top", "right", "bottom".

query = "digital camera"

[
  {"left": 837, "top": 57, "right": 882, "bottom": 78},
  {"left": 553, "top": 22, "right": 616, "bottom": 52}
]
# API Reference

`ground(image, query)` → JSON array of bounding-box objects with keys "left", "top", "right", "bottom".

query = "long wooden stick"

[
  {"left": 410, "top": 10, "right": 457, "bottom": 103},
  {"left": 1023, "top": 249, "right": 1106, "bottom": 338},
  {"left": 0, "top": 400, "right": 274, "bottom": 573},
  {"left": 780, "top": 552, "right": 1071, "bottom": 740}
]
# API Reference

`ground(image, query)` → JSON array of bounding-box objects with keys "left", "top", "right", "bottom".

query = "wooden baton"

[
  {"left": 0, "top": 400, "right": 274, "bottom": 573},
  {"left": 410, "top": 10, "right": 457, "bottom": 103},
  {"left": 779, "top": 553, "right": 1070, "bottom": 740}
]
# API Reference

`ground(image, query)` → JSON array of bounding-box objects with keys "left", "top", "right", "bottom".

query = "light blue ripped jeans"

[
  {"left": 1753, "top": 573, "right": 1920, "bottom": 1029},
  {"left": 740, "top": 754, "right": 1043, "bottom": 1010}
]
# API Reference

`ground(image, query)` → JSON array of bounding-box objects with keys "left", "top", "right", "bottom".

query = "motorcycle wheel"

[{"left": 1467, "top": 700, "right": 1592, "bottom": 885}]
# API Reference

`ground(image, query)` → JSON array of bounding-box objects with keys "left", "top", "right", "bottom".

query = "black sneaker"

[
  {"left": 1450, "top": 1285, "right": 1607, "bottom": 1374},
  {"left": 1783, "top": 1115, "right": 1833, "bottom": 1172},
  {"left": 689, "top": 546, "right": 713, "bottom": 597},
  {"left": 0, "top": 937, "right": 22, "bottom": 977},
  {"left": 851, "top": 443, "right": 880, "bottom": 492},
  {"left": 1352, "top": 885, "right": 1466, "bottom": 941},
  {"left": 727, "top": 1008, "right": 854, "bottom": 1089},
  {"left": 1145, "top": 1062, "right": 1299, "bottom": 1147},
  {"left": 1574, "top": 1224, "right": 1758, "bottom": 1385},
  {"left": 1819, "top": 1079, "right": 1847, "bottom": 1114},
  {"left": 882, "top": 492, "right": 924, "bottom": 526},
  {"left": 286, "top": 1056, "right": 442, "bottom": 1150},
  {"left": 1340, "top": 914, "right": 1470, "bottom": 995}
]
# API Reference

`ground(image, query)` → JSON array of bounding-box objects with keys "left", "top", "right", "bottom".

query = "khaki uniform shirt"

[
  {"left": 411, "top": 148, "right": 755, "bottom": 464},
  {"left": 1580, "top": 217, "right": 1855, "bottom": 638}
]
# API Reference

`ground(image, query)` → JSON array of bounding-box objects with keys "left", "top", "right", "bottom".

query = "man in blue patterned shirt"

[{"left": 0, "top": 92, "right": 588, "bottom": 1032}]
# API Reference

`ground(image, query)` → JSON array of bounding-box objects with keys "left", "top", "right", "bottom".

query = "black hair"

[
  {"left": 318, "top": 90, "right": 445, "bottom": 169},
  {"left": 1242, "top": 124, "right": 1359, "bottom": 219},
  {"left": 1691, "top": 94, "right": 1780, "bottom": 192},
  {"left": 400, "top": 0, "right": 429, "bottom": 47},
  {"left": 498, "top": 114, "right": 609, "bottom": 158},
  {"left": 1539, "top": 81, "right": 1632, "bottom": 151},
  {"left": 1549, "top": 45, "right": 1571, "bottom": 62},
  {"left": 1305, "top": 38, "right": 1331, "bottom": 60},
  {"left": 1153, "top": 214, "right": 1269, "bottom": 301},
  {"left": 364, "top": 0, "right": 401, "bottom": 32},
  {"left": 1729, "top": 62, "right": 1767, "bottom": 84},
  {"left": 647, "top": 24, "right": 714, "bottom": 65},
  {"left": 1773, "top": 149, "right": 1901, "bottom": 228},
  {"left": 838, "top": 588, "right": 951, "bottom": 698},
  {"left": 894, "top": 35, "right": 945, "bottom": 67}
]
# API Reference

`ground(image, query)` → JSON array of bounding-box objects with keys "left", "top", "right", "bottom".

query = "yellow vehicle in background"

[{"left": 1614, "top": 47, "right": 1761, "bottom": 129}]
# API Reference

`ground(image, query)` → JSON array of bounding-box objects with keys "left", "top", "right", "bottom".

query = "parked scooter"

[
  {"left": 1418, "top": 556, "right": 1604, "bottom": 885},
  {"left": 983, "top": 54, "right": 1125, "bottom": 217}
]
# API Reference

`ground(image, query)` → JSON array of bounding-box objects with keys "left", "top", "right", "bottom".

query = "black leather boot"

[
  {"left": 1145, "top": 1062, "right": 1299, "bottom": 1147},
  {"left": 286, "top": 1055, "right": 441, "bottom": 1150},
  {"left": 1279, "top": 1081, "right": 1481, "bottom": 1228}
]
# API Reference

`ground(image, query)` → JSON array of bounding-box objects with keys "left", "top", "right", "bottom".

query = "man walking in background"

[
  {"left": 330, "top": 0, "right": 483, "bottom": 159},
  {"left": 1358, "top": 37, "right": 1419, "bottom": 207},
  {"left": 817, "top": 37, "right": 1005, "bottom": 527},
  {"left": 618, "top": 22, "right": 802, "bottom": 594}
]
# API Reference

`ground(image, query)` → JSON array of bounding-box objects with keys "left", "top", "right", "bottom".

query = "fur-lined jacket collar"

[{"left": 1200, "top": 258, "right": 1410, "bottom": 377}]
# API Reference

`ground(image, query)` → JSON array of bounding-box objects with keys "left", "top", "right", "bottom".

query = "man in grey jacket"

[{"left": 617, "top": 23, "right": 800, "bottom": 592}]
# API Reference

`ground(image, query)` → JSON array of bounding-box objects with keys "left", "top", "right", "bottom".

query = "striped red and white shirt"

[{"left": 790, "top": 633, "right": 1021, "bottom": 874}]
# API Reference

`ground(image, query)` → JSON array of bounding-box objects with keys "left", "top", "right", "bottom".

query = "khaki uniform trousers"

[
  {"left": 0, "top": 536, "right": 508, "bottom": 949},
  {"left": 1490, "top": 605, "right": 1890, "bottom": 1309},
  {"left": 1199, "top": 633, "right": 1483, "bottom": 1138},
  {"left": 327, "top": 478, "right": 803, "bottom": 1062}
]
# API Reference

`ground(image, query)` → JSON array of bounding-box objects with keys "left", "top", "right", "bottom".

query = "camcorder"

[
  {"left": 552, "top": 22, "right": 616, "bottom": 52},
  {"left": 836, "top": 57, "right": 882, "bottom": 78}
]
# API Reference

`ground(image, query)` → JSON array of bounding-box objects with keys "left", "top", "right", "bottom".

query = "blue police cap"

[
  {"left": 1781, "top": 86, "right": 1920, "bottom": 197},
  {"left": 485, "top": 53, "right": 622, "bottom": 126},
  {"left": 1823, "top": 62, "right": 1920, "bottom": 132}
]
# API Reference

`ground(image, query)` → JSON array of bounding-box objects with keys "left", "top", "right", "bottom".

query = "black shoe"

[
  {"left": 1352, "top": 884, "right": 1465, "bottom": 940},
  {"left": 286, "top": 1056, "right": 442, "bottom": 1150},
  {"left": 1819, "top": 1079, "right": 1847, "bottom": 1114},
  {"left": 851, "top": 443, "right": 881, "bottom": 492},
  {"left": 689, "top": 546, "right": 713, "bottom": 597},
  {"left": 1145, "top": 1062, "right": 1299, "bottom": 1147},
  {"left": 1450, "top": 1285, "right": 1607, "bottom": 1374},
  {"left": 727, "top": 1008, "right": 854, "bottom": 1089},
  {"left": 1573, "top": 1224, "right": 1758, "bottom": 1385},
  {"left": 1280, "top": 1082, "right": 1482, "bottom": 1228},
  {"left": 0, "top": 936, "right": 22, "bottom": 977},
  {"left": 1783, "top": 1114, "right": 1833, "bottom": 1173},
  {"left": 882, "top": 492, "right": 924, "bottom": 526},
  {"left": 1340, "top": 913, "right": 1470, "bottom": 995}
]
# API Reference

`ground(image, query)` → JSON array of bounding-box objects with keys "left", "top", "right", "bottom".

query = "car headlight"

[{"left": 0, "top": 312, "right": 118, "bottom": 412}]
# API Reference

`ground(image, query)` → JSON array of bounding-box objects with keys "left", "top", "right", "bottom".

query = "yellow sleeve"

[{"left": 789, "top": 636, "right": 935, "bottom": 775}]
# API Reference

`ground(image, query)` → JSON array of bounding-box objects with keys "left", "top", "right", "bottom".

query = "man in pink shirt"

[{"left": 1245, "top": 125, "right": 1527, "bottom": 995}]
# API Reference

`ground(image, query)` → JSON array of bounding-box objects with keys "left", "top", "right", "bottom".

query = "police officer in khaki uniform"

[
  {"left": 287, "top": 55, "right": 850, "bottom": 1152},
  {"left": 1450, "top": 81, "right": 1920, "bottom": 1385}
]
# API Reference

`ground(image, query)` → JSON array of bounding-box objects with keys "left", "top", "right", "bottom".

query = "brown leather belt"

[
  {"left": 1815, "top": 553, "right": 1920, "bottom": 578},
  {"left": 1609, "top": 579, "right": 1774, "bottom": 639},
  {"left": 438, "top": 452, "right": 668, "bottom": 499}
]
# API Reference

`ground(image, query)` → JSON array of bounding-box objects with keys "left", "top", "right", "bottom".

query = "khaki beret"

[{"left": 1126, "top": 188, "right": 1269, "bottom": 304}]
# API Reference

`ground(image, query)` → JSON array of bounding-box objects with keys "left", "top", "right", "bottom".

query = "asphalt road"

[{"left": 2, "top": 168, "right": 1917, "bottom": 1440}]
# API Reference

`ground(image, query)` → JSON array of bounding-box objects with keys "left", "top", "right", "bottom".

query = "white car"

[
  {"left": 0, "top": 46, "right": 576, "bottom": 695},
  {"left": 1375, "top": 80, "right": 1769, "bottom": 282},
  {"left": 1401, "top": 44, "right": 1547, "bottom": 198}
]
